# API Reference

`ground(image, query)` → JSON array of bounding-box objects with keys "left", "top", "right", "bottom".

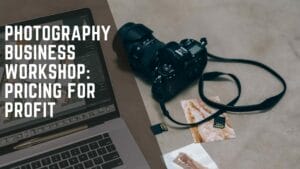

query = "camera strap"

[
  {"left": 160, "top": 71, "right": 242, "bottom": 127},
  {"left": 159, "top": 48, "right": 287, "bottom": 127}
]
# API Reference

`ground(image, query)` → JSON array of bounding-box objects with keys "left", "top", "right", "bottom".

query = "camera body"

[{"left": 118, "top": 23, "right": 208, "bottom": 102}]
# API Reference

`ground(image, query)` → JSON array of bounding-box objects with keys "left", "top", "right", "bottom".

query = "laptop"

[{"left": 0, "top": 8, "right": 150, "bottom": 169}]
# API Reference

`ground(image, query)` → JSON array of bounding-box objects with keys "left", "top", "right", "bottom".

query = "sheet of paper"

[
  {"left": 163, "top": 143, "right": 219, "bottom": 169},
  {"left": 181, "top": 96, "right": 236, "bottom": 143}
]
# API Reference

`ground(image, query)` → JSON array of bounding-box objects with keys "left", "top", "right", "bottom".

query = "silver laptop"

[{"left": 0, "top": 8, "right": 150, "bottom": 169}]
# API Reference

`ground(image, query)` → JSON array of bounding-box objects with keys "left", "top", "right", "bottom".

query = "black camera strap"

[
  {"left": 159, "top": 49, "right": 287, "bottom": 127},
  {"left": 160, "top": 71, "right": 242, "bottom": 127},
  {"left": 200, "top": 52, "right": 287, "bottom": 111}
]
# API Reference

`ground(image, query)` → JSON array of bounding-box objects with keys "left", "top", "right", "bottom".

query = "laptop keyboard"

[{"left": 4, "top": 133, "right": 124, "bottom": 169}]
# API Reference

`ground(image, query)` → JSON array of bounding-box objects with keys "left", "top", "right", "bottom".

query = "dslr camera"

[
  {"left": 116, "top": 22, "right": 287, "bottom": 128},
  {"left": 117, "top": 23, "right": 208, "bottom": 102}
]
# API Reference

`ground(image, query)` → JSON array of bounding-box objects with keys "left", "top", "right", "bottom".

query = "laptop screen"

[{"left": 0, "top": 9, "right": 117, "bottom": 148}]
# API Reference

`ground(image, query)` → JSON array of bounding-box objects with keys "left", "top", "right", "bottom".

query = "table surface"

[{"left": 108, "top": 0, "right": 300, "bottom": 169}]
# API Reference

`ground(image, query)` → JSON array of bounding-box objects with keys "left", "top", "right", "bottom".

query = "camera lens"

[{"left": 117, "top": 23, "right": 165, "bottom": 81}]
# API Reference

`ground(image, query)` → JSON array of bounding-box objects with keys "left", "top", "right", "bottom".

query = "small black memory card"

[
  {"left": 213, "top": 115, "right": 226, "bottom": 129},
  {"left": 151, "top": 123, "right": 168, "bottom": 135}
]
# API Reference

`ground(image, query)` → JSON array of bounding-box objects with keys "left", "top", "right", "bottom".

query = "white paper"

[{"left": 163, "top": 143, "right": 219, "bottom": 169}]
